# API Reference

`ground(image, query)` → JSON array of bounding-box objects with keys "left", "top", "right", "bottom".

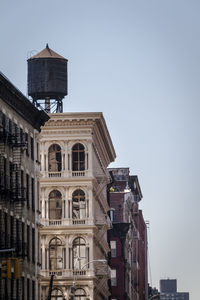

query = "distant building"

[
  {"left": 0, "top": 72, "right": 48, "bottom": 300},
  {"left": 160, "top": 279, "right": 189, "bottom": 300},
  {"left": 108, "top": 168, "right": 148, "bottom": 300}
]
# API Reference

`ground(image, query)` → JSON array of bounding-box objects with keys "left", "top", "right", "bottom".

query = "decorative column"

[
  {"left": 88, "top": 186, "right": 93, "bottom": 220},
  {"left": 65, "top": 188, "right": 69, "bottom": 220},
  {"left": 87, "top": 140, "right": 93, "bottom": 177}
]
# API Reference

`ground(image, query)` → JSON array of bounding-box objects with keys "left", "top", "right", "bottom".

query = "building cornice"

[
  {"left": 0, "top": 72, "right": 49, "bottom": 131},
  {"left": 41, "top": 112, "right": 116, "bottom": 165}
]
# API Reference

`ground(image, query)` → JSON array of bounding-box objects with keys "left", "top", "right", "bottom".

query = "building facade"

[
  {"left": 39, "top": 112, "right": 116, "bottom": 300},
  {"left": 160, "top": 279, "right": 189, "bottom": 300},
  {"left": 0, "top": 72, "right": 48, "bottom": 300},
  {"left": 108, "top": 168, "right": 148, "bottom": 300}
]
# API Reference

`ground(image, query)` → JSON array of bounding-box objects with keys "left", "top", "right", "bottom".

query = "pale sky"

[{"left": 1, "top": 1, "right": 200, "bottom": 299}]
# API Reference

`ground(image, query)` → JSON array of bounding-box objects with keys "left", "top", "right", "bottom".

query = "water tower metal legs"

[
  {"left": 56, "top": 98, "right": 63, "bottom": 113},
  {"left": 45, "top": 97, "right": 50, "bottom": 113}
]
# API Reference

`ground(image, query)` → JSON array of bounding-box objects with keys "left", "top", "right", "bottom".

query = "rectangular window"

[
  {"left": 11, "top": 278, "right": 14, "bottom": 300},
  {"left": 32, "top": 280, "right": 35, "bottom": 300},
  {"left": 45, "top": 249, "right": 47, "bottom": 269},
  {"left": 22, "top": 222, "right": 25, "bottom": 257},
  {"left": 64, "top": 248, "right": 66, "bottom": 269},
  {"left": 16, "top": 277, "right": 19, "bottom": 300},
  {"left": 41, "top": 248, "right": 42, "bottom": 268},
  {"left": 32, "top": 228, "right": 35, "bottom": 263},
  {"left": 110, "top": 209, "right": 114, "bottom": 222},
  {"left": 26, "top": 174, "right": 29, "bottom": 208},
  {"left": 30, "top": 137, "right": 34, "bottom": 160},
  {"left": 111, "top": 269, "right": 117, "bottom": 286},
  {"left": 20, "top": 128, "right": 23, "bottom": 144},
  {"left": 31, "top": 178, "right": 35, "bottom": 211},
  {"left": 4, "top": 212, "right": 8, "bottom": 248},
  {"left": 14, "top": 124, "right": 19, "bottom": 144},
  {"left": 27, "top": 278, "right": 30, "bottom": 300},
  {"left": 2, "top": 157, "right": 7, "bottom": 189},
  {"left": 21, "top": 170, "right": 24, "bottom": 188},
  {"left": 10, "top": 215, "right": 14, "bottom": 248},
  {"left": 111, "top": 240, "right": 117, "bottom": 257},
  {"left": 9, "top": 162, "right": 13, "bottom": 190},
  {"left": 25, "top": 133, "right": 29, "bottom": 156},
  {"left": 36, "top": 142, "right": 39, "bottom": 162},
  {"left": 21, "top": 277, "right": 24, "bottom": 300},
  {"left": 37, "top": 181, "right": 40, "bottom": 211},
  {"left": 27, "top": 225, "right": 30, "bottom": 260},
  {"left": 38, "top": 233, "right": 40, "bottom": 265},
  {"left": 21, "top": 170, "right": 24, "bottom": 199},
  {"left": 16, "top": 171, "right": 19, "bottom": 199},
  {"left": 8, "top": 119, "right": 13, "bottom": 135}
]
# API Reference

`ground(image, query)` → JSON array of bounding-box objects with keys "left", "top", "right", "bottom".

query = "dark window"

[
  {"left": 21, "top": 277, "right": 24, "bottom": 300},
  {"left": 72, "top": 143, "right": 85, "bottom": 171},
  {"left": 48, "top": 144, "right": 62, "bottom": 172},
  {"left": 51, "top": 288, "right": 64, "bottom": 300},
  {"left": 49, "top": 238, "right": 63, "bottom": 270},
  {"left": 73, "top": 237, "right": 86, "bottom": 269},
  {"left": 36, "top": 143, "right": 39, "bottom": 162},
  {"left": 8, "top": 119, "right": 13, "bottom": 135},
  {"left": 10, "top": 215, "right": 14, "bottom": 248},
  {"left": 4, "top": 212, "right": 8, "bottom": 248},
  {"left": 26, "top": 174, "right": 29, "bottom": 208},
  {"left": 32, "top": 281, "right": 35, "bottom": 300},
  {"left": 32, "top": 228, "right": 35, "bottom": 263},
  {"left": 21, "top": 170, "right": 24, "bottom": 199},
  {"left": 110, "top": 240, "right": 117, "bottom": 257},
  {"left": 16, "top": 277, "right": 19, "bottom": 300},
  {"left": 16, "top": 171, "right": 19, "bottom": 198},
  {"left": 25, "top": 133, "right": 29, "bottom": 155},
  {"left": 2, "top": 113, "right": 6, "bottom": 128},
  {"left": 27, "top": 225, "right": 30, "bottom": 260},
  {"left": 21, "top": 170, "right": 24, "bottom": 188},
  {"left": 22, "top": 222, "right": 25, "bottom": 257},
  {"left": 20, "top": 128, "right": 23, "bottom": 144},
  {"left": 49, "top": 190, "right": 62, "bottom": 220},
  {"left": 11, "top": 278, "right": 14, "bottom": 300},
  {"left": 30, "top": 137, "right": 34, "bottom": 160},
  {"left": 72, "top": 190, "right": 86, "bottom": 219},
  {"left": 14, "top": 124, "right": 19, "bottom": 144},
  {"left": 27, "top": 278, "right": 30, "bottom": 300},
  {"left": 10, "top": 162, "right": 13, "bottom": 190},
  {"left": 31, "top": 178, "right": 35, "bottom": 211}
]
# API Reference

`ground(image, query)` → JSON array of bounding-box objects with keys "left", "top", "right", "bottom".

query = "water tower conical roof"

[{"left": 30, "top": 44, "right": 67, "bottom": 60}]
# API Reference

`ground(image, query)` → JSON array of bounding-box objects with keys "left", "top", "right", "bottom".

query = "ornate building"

[{"left": 39, "top": 112, "right": 116, "bottom": 300}]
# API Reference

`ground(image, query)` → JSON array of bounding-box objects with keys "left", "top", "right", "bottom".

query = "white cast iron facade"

[{"left": 39, "top": 112, "right": 116, "bottom": 300}]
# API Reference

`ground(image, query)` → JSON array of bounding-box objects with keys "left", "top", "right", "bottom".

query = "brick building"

[{"left": 108, "top": 168, "right": 148, "bottom": 300}]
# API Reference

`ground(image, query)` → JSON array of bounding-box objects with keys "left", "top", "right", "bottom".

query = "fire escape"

[{"left": 0, "top": 111, "right": 27, "bottom": 299}]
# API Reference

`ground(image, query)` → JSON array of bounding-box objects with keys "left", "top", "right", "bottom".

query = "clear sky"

[{"left": 1, "top": 1, "right": 199, "bottom": 299}]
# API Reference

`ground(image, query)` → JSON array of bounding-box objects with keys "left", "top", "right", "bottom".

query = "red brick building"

[{"left": 108, "top": 168, "right": 148, "bottom": 300}]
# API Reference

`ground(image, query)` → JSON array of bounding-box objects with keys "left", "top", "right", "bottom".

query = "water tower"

[{"left": 27, "top": 44, "right": 68, "bottom": 113}]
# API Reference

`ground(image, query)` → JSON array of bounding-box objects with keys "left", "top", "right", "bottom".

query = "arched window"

[
  {"left": 75, "top": 288, "right": 86, "bottom": 300},
  {"left": 49, "top": 190, "right": 62, "bottom": 219},
  {"left": 72, "top": 143, "right": 85, "bottom": 171},
  {"left": 51, "top": 288, "right": 64, "bottom": 300},
  {"left": 73, "top": 237, "right": 86, "bottom": 270},
  {"left": 49, "top": 238, "right": 63, "bottom": 270},
  {"left": 72, "top": 190, "right": 86, "bottom": 219},
  {"left": 48, "top": 144, "right": 62, "bottom": 172}
]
